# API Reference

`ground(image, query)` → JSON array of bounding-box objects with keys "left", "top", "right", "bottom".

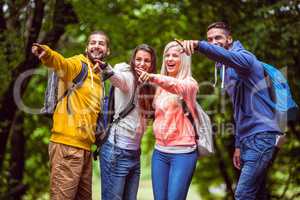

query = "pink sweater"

[{"left": 151, "top": 74, "right": 198, "bottom": 147}]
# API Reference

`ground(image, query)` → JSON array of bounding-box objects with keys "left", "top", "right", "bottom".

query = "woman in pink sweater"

[{"left": 137, "top": 41, "right": 199, "bottom": 200}]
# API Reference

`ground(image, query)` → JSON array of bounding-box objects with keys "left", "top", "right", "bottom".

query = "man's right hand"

[
  {"left": 32, "top": 43, "right": 46, "bottom": 59},
  {"left": 233, "top": 148, "right": 241, "bottom": 170},
  {"left": 174, "top": 39, "right": 198, "bottom": 56}
]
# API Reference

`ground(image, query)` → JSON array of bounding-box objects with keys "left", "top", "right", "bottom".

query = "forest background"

[{"left": 0, "top": 0, "right": 299, "bottom": 199}]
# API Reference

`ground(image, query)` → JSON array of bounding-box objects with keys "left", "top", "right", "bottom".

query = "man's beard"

[{"left": 86, "top": 51, "right": 106, "bottom": 64}]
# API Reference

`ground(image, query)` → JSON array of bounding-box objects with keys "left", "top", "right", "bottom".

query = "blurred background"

[{"left": 0, "top": 0, "right": 299, "bottom": 199}]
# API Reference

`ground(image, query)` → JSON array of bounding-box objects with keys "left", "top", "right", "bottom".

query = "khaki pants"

[{"left": 49, "top": 142, "right": 92, "bottom": 200}]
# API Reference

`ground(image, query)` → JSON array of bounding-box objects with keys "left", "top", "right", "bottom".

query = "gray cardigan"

[{"left": 107, "top": 63, "right": 145, "bottom": 150}]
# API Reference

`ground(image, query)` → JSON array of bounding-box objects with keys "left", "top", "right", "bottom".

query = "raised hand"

[
  {"left": 31, "top": 43, "right": 47, "bottom": 59},
  {"left": 93, "top": 59, "right": 107, "bottom": 73},
  {"left": 174, "top": 39, "right": 198, "bottom": 56}
]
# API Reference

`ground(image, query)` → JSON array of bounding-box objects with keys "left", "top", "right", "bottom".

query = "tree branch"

[
  {"left": 6, "top": 0, "right": 30, "bottom": 30},
  {"left": 214, "top": 135, "right": 235, "bottom": 199},
  {"left": 290, "top": 192, "right": 300, "bottom": 200},
  {"left": 41, "top": 0, "right": 78, "bottom": 46},
  {"left": 278, "top": 166, "right": 293, "bottom": 199},
  {"left": 25, "top": 0, "right": 45, "bottom": 57}
]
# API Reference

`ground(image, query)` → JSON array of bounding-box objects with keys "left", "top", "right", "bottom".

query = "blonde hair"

[
  {"left": 160, "top": 41, "right": 192, "bottom": 80},
  {"left": 154, "top": 41, "right": 193, "bottom": 106}
]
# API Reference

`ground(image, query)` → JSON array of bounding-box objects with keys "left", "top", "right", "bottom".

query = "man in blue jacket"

[{"left": 180, "top": 22, "right": 281, "bottom": 199}]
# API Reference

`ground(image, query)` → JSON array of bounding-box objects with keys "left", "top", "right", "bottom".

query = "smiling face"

[
  {"left": 207, "top": 28, "right": 232, "bottom": 49},
  {"left": 164, "top": 46, "right": 181, "bottom": 77},
  {"left": 86, "top": 33, "right": 109, "bottom": 63},
  {"left": 134, "top": 50, "right": 152, "bottom": 72}
]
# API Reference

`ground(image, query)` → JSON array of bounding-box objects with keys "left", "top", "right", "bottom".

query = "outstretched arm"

[
  {"left": 136, "top": 68, "right": 198, "bottom": 97},
  {"left": 178, "top": 40, "right": 254, "bottom": 75},
  {"left": 32, "top": 43, "right": 80, "bottom": 81}
]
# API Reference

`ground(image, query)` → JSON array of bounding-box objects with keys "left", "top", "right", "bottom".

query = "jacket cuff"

[
  {"left": 235, "top": 135, "right": 240, "bottom": 148},
  {"left": 102, "top": 64, "right": 114, "bottom": 81}
]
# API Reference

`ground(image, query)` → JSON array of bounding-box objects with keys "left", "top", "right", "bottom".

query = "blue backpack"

[
  {"left": 241, "top": 62, "right": 298, "bottom": 132},
  {"left": 251, "top": 62, "right": 298, "bottom": 131},
  {"left": 261, "top": 62, "right": 298, "bottom": 112}
]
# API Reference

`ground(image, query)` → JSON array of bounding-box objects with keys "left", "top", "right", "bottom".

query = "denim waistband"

[{"left": 105, "top": 140, "right": 141, "bottom": 156}]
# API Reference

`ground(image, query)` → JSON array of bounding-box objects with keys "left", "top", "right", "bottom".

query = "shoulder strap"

[
  {"left": 104, "top": 85, "right": 115, "bottom": 128},
  {"left": 113, "top": 85, "right": 137, "bottom": 123},
  {"left": 56, "top": 61, "right": 89, "bottom": 113},
  {"left": 181, "top": 99, "right": 199, "bottom": 140},
  {"left": 73, "top": 61, "right": 89, "bottom": 85},
  {"left": 56, "top": 61, "right": 88, "bottom": 103}
]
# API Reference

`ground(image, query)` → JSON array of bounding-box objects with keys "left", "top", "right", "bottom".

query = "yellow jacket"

[{"left": 41, "top": 45, "right": 103, "bottom": 151}]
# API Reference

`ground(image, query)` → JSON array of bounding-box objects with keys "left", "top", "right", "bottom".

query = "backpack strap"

[
  {"left": 110, "top": 85, "right": 137, "bottom": 144},
  {"left": 181, "top": 99, "right": 199, "bottom": 140},
  {"left": 73, "top": 61, "right": 89, "bottom": 84},
  {"left": 103, "top": 85, "right": 115, "bottom": 128},
  {"left": 93, "top": 83, "right": 137, "bottom": 160},
  {"left": 56, "top": 61, "right": 89, "bottom": 114},
  {"left": 113, "top": 85, "right": 137, "bottom": 124}
]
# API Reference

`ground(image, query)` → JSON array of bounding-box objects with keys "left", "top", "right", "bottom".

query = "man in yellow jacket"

[{"left": 32, "top": 31, "right": 109, "bottom": 200}]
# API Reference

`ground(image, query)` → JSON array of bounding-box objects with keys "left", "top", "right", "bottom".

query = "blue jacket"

[{"left": 197, "top": 40, "right": 281, "bottom": 147}]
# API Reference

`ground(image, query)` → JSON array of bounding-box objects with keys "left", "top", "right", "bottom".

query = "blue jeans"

[
  {"left": 151, "top": 149, "right": 198, "bottom": 200},
  {"left": 235, "top": 132, "right": 277, "bottom": 200},
  {"left": 100, "top": 141, "right": 141, "bottom": 200}
]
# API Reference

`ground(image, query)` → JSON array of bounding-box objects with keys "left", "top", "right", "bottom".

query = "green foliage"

[{"left": 0, "top": 31, "right": 24, "bottom": 100}]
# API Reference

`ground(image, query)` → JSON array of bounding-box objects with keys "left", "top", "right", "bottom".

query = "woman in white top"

[{"left": 100, "top": 44, "right": 157, "bottom": 200}]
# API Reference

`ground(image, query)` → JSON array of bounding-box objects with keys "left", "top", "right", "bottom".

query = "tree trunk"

[
  {"left": 0, "top": 0, "right": 45, "bottom": 173},
  {"left": 0, "top": 0, "right": 77, "bottom": 174},
  {"left": 8, "top": 112, "right": 27, "bottom": 200},
  {"left": 214, "top": 136, "right": 235, "bottom": 199},
  {"left": 215, "top": 89, "right": 235, "bottom": 199}
]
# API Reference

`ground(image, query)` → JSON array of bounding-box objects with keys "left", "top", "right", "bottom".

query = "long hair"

[
  {"left": 154, "top": 41, "right": 193, "bottom": 104},
  {"left": 129, "top": 44, "right": 157, "bottom": 119},
  {"left": 160, "top": 41, "right": 192, "bottom": 80}
]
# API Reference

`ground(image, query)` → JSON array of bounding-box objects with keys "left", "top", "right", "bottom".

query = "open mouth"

[
  {"left": 90, "top": 49, "right": 103, "bottom": 59},
  {"left": 166, "top": 63, "right": 176, "bottom": 71}
]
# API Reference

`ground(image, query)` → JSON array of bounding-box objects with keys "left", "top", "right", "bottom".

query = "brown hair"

[
  {"left": 130, "top": 44, "right": 157, "bottom": 119},
  {"left": 88, "top": 30, "right": 110, "bottom": 47},
  {"left": 207, "top": 21, "right": 231, "bottom": 35}
]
